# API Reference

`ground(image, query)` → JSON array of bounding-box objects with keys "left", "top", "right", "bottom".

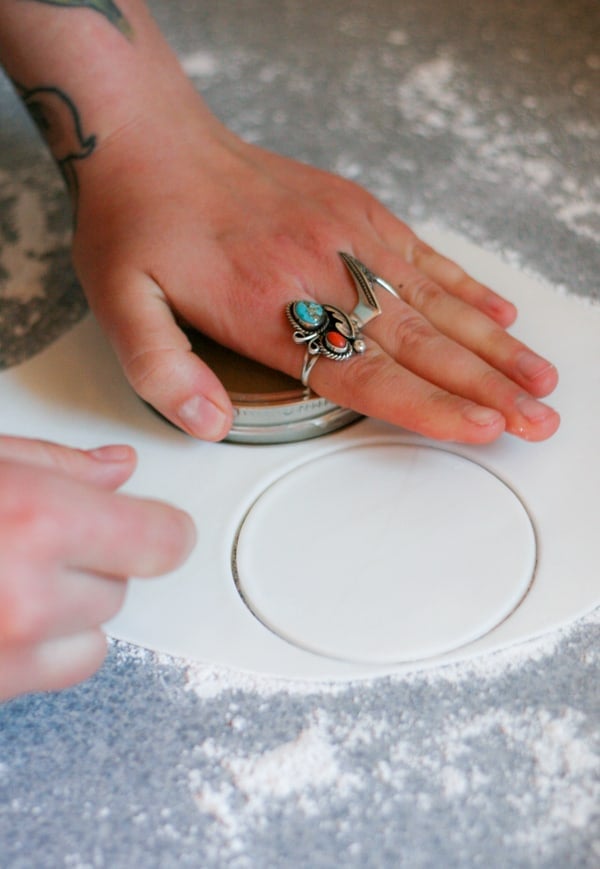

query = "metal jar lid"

[{"left": 186, "top": 330, "right": 361, "bottom": 445}]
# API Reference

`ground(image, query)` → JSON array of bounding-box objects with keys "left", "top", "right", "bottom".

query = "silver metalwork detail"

[{"left": 286, "top": 252, "right": 399, "bottom": 388}]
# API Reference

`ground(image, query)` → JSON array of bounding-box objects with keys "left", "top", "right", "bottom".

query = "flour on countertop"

[
  {"left": 0, "top": 169, "right": 69, "bottom": 304},
  {"left": 181, "top": 49, "right": 220, "bottom": 79},
  {"left": 395, "top": 56, "right": 600, "bottom": 245},
  {"left": 179, "top": 624, "right": 599, "bottom": 864},
  {"left": 174, "top": 607, "right": 600, "bottom": 700},
  {"left": 99, "top": 603, "right": 599, "bottom": 864}
]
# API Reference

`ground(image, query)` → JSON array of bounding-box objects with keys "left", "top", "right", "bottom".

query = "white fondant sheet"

[{"left": 2, "top": 227, "right": 599, "bottom": 679}]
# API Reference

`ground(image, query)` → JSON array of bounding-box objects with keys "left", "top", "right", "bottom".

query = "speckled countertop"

[{"left": 1, "top": 1, "right": 599, "bottom": 866}]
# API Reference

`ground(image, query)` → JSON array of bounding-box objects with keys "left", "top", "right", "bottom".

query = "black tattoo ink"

[
  {"left": 22, "top": 0, "right": 132, "bottom": 39},
  {"left": 15, "top": 82, "right": 96, "bottom": 216}
]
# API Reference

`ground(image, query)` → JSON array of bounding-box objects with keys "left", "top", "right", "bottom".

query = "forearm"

[{"left": 0, "top": 1, "right": 223, "bottom": 193}]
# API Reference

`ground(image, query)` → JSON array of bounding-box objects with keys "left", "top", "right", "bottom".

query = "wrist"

[{"left": 0, "top": 0, "right": 230, "bottom": 196}]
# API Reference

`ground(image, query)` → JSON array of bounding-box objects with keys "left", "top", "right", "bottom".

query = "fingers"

[
  {"left": 0, "top": 462, "right": 197, "bottom": 580},
  {"left": 92, "top": 270, "right": 233, "bottom": 441},
  {"left": 0, "top": 630, "right": 107, "bottom": 700},
  {"left": 0, "top": 461, "right": 197, "bottom": 701},
  {"left": 0, "top": 436, "right": 137, "bottom": 490},
  {"left": 0, "top": 461, "right": 197, "bottom": 632},
  {"left": 71, "top": 136, "right": 558, "bottom": 446},
  {"left": 367, "top": 308, "right": 559, "bottom": 442},
  {"left": 0, "top": 566, "right": 126, "bottom": 648},
  {"left": 370, "top": 209, "right": 518, "bottom": 327},
  {"left": 404, "top": 236, "right": 518, "bottom": 328},
  {"left": 282, "top": 242, "right": 559, "bottom": 443},
  {"left": 392, "top": 271, "right": 558, "bottom": 397},
  {"left": 305, "top": 339, "right": 507, "bottom": 444},
  {"left": 365, "top": 243, "right": 558, "bottom": 395},
  {"left": 341, "top": 243, "right": 560, "bottom": 442},
  {"left": 63, "top": 486, "right": 197, "bottom": 578}
]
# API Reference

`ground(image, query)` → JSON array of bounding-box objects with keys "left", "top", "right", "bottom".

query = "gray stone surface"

[{"left": 0, "top": 1, "right": 598, "bottom": 866}]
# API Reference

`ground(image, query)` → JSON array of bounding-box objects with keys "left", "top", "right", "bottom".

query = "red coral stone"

[{"left": 326, "top": 331, "right": 348, "bottom": 350}]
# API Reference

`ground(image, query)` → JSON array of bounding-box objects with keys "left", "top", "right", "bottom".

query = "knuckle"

[
  {"left": 406, "top": 237, "right": 434, "bottom": 267},
  {"left": 315, "top": 172, "right": 361, "bottom": 206},
  {"left": 330, "top": 351, "right": 388, "bottom": 408},
  {"left": 0, "top": 579, "right": 47, "bottom": 647},
  {"left": 0, "top": 493, "right": 60, "bottom": 558},
  {"left": 437, "top": 257, "right": 468, "bottom": 289},
  {"left": 409, "top": 239, "right": 470, "bottom": 290},
  {"left": 391, "top": 310, "right": 437, "bottom": 355},
  {"left": 401, "top": 276, "right": 444, "bottom": 314},
  {"left": 427, "top": 387, "right": 455, "bottom": 409},
  {"left": 124, "top": 346, "right": 182, "bottom": 395},
  {"left": 477, "top": 366, "right": 510, "bottom": 400},
  {"left": 490, "top": 329, "right": 519, "bottom": 361},
  {"left": 347, "top": 352, "right": 388, "bottom": 394},
  {"left": 281, "top": 221, "right": 343, "bottom": 269},
  {"left": 339, "top": 352, "right": 403, "bottom": 413},
  {"left": 37, "top": 440, "right": 87, "bottom": 478},
  {"left": 410, "top": 387, "right": 458, "bottom": 432}
]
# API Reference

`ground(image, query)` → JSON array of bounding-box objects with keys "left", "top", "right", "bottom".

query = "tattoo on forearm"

[
  {"left": 22, "top": 0, "right": 132, "bottom": 39},
  {"left": 14, "top": 82, "right": 96, "bottom": 215}
]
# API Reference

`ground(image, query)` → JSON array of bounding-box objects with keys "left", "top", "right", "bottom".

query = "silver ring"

[{"left": 286, "top": 252, "right": 398, "bottom": 388}]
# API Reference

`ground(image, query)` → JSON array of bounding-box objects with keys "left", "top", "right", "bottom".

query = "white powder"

[
  {"left": 225, "top": 719, "right": 340, "bottom": 802},
  {"left": 386, "top": 29, "right": 409, "bottom": 47},
  {"left": 395, "top": 56, "right": 600, "bottom": 244},
  {"left": 51, "top": 623, "right": 600, "bottom": 858},
  {"left": 180, "top": 50, "right": 220, "bottom": 79},
  {"left": 0, "top": 171, "right": 69, "bottom": 302},
  {"left": 370, "top": 705, "right": 598, "bottom": 857},
  {"left": 181, "top": 607, "right": 598, "bottom": 700},
  {"left": 508, "top": 709, "right": 599, "bottom": 851},
  {"left": 189, "top": 711, "right": 363, "bottom": 850},
  {"left": 440, "top": 765, "right": 469, "bottom": 798},
  {"left": 191, "top": 777, "right": 241, "bottom": 835},
  {"left": 556, "top": 199, "right": 600, "bottom": 244},
  {"left": 183, "top": 660, "right": 347, "bottom": 700}
]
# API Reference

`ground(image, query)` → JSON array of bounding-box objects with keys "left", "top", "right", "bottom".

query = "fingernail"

[
  {"left": 176, "top": 510, "right": 198, "bottom": 560},
  {"left": 516, "top": 395, "right": 556, "bottom": 422},
  {"left": 463, "top": 405, "right": 505, "bottom": 427},
  {"left": 516, "top": 352, "right": 555, "bottom": 383},
  {"left": 176, "top": 395, "right": 229, "bottom": 440},
  {"left": 88, "top": 444, "right": 134, "bottom": 463}
]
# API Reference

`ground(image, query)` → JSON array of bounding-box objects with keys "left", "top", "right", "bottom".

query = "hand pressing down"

[{"left": 73, "top": 105, "right": 560, "bottom": 446}]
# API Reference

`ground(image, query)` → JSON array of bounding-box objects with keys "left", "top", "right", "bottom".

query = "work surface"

[{"left": 1, "top": 1, "right": 599, "bottom": 866}]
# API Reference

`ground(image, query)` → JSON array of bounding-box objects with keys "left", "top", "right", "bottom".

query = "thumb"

[
  {"left": 0, "top": 436, "right": 137, "bottom": 489},
  {"left": 94, "top": 272, "right": 233, "bottom": 441}
]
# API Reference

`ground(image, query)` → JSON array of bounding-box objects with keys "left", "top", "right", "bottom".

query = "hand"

[
  {"left": 0, "top": 436, "right": 195, "bottom": 701},
  {"left": 73, "top": 80, "right": 559, "bottom": 445}
]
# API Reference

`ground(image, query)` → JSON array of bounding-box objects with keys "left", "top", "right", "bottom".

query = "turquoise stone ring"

[
  {"left": 292, "top": 301, "right": 326, "bottom": 329},
  {"left": 286, "top": 252, "right": 399, "bottom": 388}
]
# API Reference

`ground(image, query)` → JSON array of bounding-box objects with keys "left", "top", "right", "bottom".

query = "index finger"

[
  {"left": 67, "top": 488, "right": 197, "bottom": 578},
  {"left": 27, "top": 469, "right": 198, "bottom": 578}
]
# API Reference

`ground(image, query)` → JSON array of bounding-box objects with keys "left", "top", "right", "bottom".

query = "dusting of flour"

[
  {"left": 0, "top": 168, "right": 69, "bottom": 304},
  {"left": 173, "top": 610, "right": 599, "bottom": 863},
  {"left": 395, "top": 55, "right": 600, "bottom": 246},
  {"left": 181, "top": 606, "right": 599, "bottom": 699}
]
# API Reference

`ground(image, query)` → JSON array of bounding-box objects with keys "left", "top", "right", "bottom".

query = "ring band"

[{"left": 286, "top": 252, "right": 398, "bottom": 388}]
